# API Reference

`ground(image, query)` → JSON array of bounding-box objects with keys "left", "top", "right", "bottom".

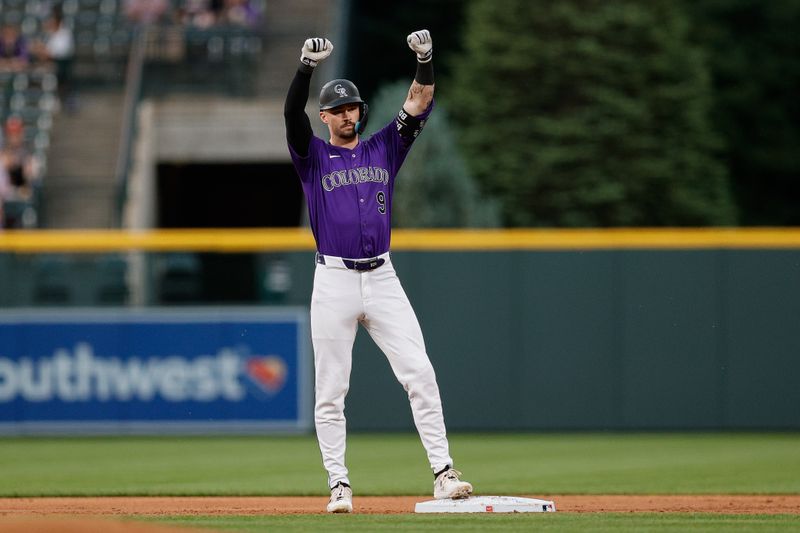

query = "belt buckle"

[{"left": 353, "top": 258, "right": 384, "bottom": 271}]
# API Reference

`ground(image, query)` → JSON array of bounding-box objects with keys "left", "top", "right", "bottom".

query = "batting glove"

[
  {"left": 407, "top": 29, "right": 432, "bottom": 63},
  {"left": 301, "top": 37, "right": 333, "bottom": 68}
]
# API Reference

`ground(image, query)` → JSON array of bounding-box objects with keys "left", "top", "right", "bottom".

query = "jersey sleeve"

[
  {"left": 373, "top": 99, "right": 435, "bottom": 175},
  {"left": 284, "top": 67, "right": 315, "bottom": 158},
  {"left": 288, "top": 136, "right": 325, "bottom": 184}
]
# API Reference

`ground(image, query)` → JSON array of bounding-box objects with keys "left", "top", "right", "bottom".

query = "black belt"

[
  {"left": 316, "top": 253, "right": 386, "bottom": 272},
  {"left": 345, "top": 258, "right": 385, "bottom": 271}
]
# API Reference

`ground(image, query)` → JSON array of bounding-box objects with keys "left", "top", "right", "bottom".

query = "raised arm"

[
  {"left": 403, "top": 30, "right": 434, "bottom": 117},
  {"left": 284, "top": 38, "right": 333, "bottom": 157}
]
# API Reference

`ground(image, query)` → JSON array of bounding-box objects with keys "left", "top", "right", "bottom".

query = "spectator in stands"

[
  {"left": 0, "top": 119, "right": 18, "bottom": 228},
  {"left": 0, "top": 23, "right": 29, "bottom": 72},
  {"left": 221, "top": 0, "right": 261, "bottom": 28},
  {"left": 180, "top": 0, "right": 217, "bottom": 29},
  {"left": 32, "top": 7, "right": 76, "bottom": 107},
  {"left": 210, "top": 0, "right": 226, "bottom": 20},
  {"left": 124, "top": 0, "right": 170, "bottom": 25},
  {"left": 0, "top": 156, "right": 10, "bottom": 228},
  {"left": 0, "top": 116, "right": 37, "bottom": 201}
]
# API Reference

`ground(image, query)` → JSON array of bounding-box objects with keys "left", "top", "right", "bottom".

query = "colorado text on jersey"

[{"left": 321, "top": 166, "right": 390, "bottom": 191}]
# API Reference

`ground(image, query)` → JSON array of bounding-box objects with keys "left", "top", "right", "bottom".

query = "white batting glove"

[
  {"left": 301, "top": 37, "right": 333, "bottom": 68},
  {"left": 407, "top": 29, "right": 432, "bottom": 63}
]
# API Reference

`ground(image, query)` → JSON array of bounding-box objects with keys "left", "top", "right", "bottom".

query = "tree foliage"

[
  {"left": 448, "top": 0, "right": 736, "bottom": 226},
  {"left": 684, "top": 0, "right": 800, "bottom": 225},
  {"left": 366, "top": 80, "right": 500, "bottom": 228}
]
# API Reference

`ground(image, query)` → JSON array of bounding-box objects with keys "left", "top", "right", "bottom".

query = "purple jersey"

[{"left": 289, "top": 103, "right": 433, "bottom": 259}]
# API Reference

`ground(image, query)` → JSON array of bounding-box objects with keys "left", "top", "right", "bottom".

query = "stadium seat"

[
  {"left": 94, "top": 255, "right": 129, "bottom": 304},
  {"left": 32, "top": 255, "right": 72, "bottom": 305},
  {"left": 158, "top": 253, "right": 203, "bottom": 303},
  {"left": 2, "top": 198, "right": 36, "bottom": 228}
]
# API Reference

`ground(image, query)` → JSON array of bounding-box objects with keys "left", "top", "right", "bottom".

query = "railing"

[
  {"left": 141, "top": 25, "right": 264, "bottom": 97},
  {"left": 2, "top": 228, "right": 800, "bottom": 253},
  {"left": 2, "top": 227, "right": 799, "bottom": 310},
  {"left": 112, "top": 25, "right": 148, "bottom": 228},
  {"left": 110, "top": 24, "right": 265, "bottom": 228}
]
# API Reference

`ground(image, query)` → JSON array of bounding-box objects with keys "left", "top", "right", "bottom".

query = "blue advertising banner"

[{"left": 0, "top": 308, "right": 311, "bottom": 434}]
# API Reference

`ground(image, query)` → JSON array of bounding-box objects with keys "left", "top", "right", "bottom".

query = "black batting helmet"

[
  {"left": 319, "top": 79, "right": 369, "bottom": 133},
  {"left": 319, "top": 79, "right": 364, "bottom": 110}
]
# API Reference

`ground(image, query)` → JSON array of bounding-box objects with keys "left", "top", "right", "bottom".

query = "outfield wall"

[
  {"left": 0, "top": 229, "right": 798, "bottom": 431},
  {"left": 368, "top": 249, "right": 800, "bottom": 431}
]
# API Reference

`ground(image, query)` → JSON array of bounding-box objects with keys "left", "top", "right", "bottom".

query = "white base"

[{"left": 415, "top": 496, "right": 556, "bottom": 513}]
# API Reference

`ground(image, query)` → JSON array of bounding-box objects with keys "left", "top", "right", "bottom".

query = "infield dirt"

[{"left": 1, "top": 495, "right": 799, "bottom": 516}]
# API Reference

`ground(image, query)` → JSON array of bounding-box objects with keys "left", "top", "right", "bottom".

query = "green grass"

[
  {"left": 148, "top": 513, "right": 800, "bottom": 532},
  {"left": 0, "top": 432, "right": 798, "bottom": 496}
]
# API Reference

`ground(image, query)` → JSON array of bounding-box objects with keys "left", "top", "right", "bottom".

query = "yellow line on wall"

[
  {"left": 393, "top": 228, "right": 800, "bottom": 250},
  {"left": 0, "top": 229, "right": 315, "bottom": 253},
  {"left": 0, "top": 228, "right": 799, "bottom": 253}
]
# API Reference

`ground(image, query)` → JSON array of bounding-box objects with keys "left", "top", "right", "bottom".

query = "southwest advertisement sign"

[{"left": 0, "top": 309, "right": 310, "bottom": 434}]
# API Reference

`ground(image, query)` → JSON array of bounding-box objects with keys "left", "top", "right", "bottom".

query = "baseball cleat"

[
  {"left": 434, "top": 468, "right": 473, "bottom": 500},
  {"left": 327, "top": 481, "right": 353, "bottom": 513}
]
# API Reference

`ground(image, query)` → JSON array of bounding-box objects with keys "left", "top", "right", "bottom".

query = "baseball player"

[{"left": 283, "top": 30, "right": 473, "bottom": 513}]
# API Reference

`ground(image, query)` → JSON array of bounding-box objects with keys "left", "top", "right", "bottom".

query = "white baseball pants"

[{"left": 310, "top": 254, "right": 453, "bottom": 488}]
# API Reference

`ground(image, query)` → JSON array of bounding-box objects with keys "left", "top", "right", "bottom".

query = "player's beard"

[{"left": 337, "top": 123, "right": 357, "bottom": 140}]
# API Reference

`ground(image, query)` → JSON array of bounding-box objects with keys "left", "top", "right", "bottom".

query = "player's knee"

[
  {"left": 400, "top": 357, "right": 437, "bottom": 390},
  {"left": 315, "top": 382, "right": 349, "bottom": 408},
  {"left": 315, "top": 396, "right": 347, "bottom": 422}
]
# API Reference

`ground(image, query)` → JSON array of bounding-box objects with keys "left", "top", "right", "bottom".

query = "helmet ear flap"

[{"left": 356, "top": 103, "right": 369, "bottom": 134}]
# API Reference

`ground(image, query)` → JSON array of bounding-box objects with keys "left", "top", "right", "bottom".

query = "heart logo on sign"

[{"left": 246, "top": 356, "right": 288, "bottom": 394}]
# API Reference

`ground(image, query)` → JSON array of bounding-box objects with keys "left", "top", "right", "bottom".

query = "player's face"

[{"left": 321, "top": 104, "right": 361, "bottom": 140}]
